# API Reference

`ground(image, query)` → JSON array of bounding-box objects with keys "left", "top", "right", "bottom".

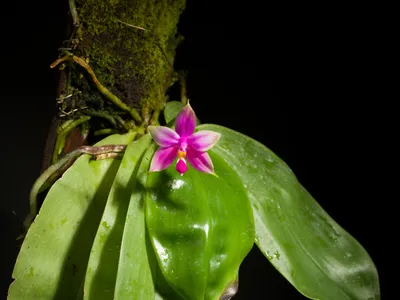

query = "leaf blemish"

[
  {"left": 28, "top": 267, "right": 34, "bottom": 278},
  {"left": 101, "top": 221, "right": 110, "bottom": 230}
]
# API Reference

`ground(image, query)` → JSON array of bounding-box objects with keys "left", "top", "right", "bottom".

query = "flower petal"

[
  {"left": 186, "top": 148, "right": 214, "bottom": 175},
  {"left": 176, "top": 158, "right": 188, "bottom": 176},
  {"left": 148, "top": 125, "right": 180, "bottom": 147},
  {"left": 175, "top": 104, "right": 196, "bottom": 138},
  {"left": 187, "top": 130, "right": 221, "bottom": 152},
  {"left": 149, "top": 147, "right": 178, "bottom": 172}
]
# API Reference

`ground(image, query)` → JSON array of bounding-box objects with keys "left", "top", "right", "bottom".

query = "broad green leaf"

[
  {"left": 146, "top": 152, "right": 254, "bottom": 300},
  {"left": 164, "top": 101, "right": 200, "bottom": 126},
  {"left": 153, "top": 264, "right": 184, "bottom": 300},
  {"left": 8, "top": 133, "right": 135, "bottom": 300},
  {"left": 155, "top": 294, "right": 165, "bottom": 300},
  {"left": 83, "top": 134, "right": 152, "bottom": 299},
  {"left": 113, "top": 135, "right": 156, "bottom": 300},
  {"left": 164, "top": 101, "right": 185, "bottom": 124},
  {"left": 116, "top": 143, "right": 183, "bottom": 300},
  {"left": 198, "top": 124, "right": 380, "bottom": 300}
]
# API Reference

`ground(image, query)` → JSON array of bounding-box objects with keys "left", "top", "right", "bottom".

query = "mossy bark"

[{"left": 41, "top": 0, "right": 186, "bottom": 171}]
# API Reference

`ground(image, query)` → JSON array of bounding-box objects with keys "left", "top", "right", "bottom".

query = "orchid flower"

[{"left": 148, "top": 104, "right": 221, "bottom": 176}]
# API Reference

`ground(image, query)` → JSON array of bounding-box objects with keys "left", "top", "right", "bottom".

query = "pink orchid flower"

[{"left": 148, "top": 104, "right": 221, "bottom": 176}]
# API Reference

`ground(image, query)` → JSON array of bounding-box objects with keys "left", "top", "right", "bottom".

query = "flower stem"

[
  {"left": 180, "top": 72, "right": 188, "bottom": 105},
  {"left": 68, "top": 0, "right": 79, "bottom": 27}
]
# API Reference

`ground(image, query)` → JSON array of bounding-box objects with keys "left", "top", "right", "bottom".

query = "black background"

[{"left": 1, "top": 1, "right": 388, "bottom": 299}]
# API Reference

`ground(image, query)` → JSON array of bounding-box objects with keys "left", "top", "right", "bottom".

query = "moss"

[{"left": 74, "top": 0, "right": 186, "bottom": 113}]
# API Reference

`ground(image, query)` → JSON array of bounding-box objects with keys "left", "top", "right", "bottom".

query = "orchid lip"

[{"left": 176, "top": 158, "right": 188, "bottom": 176}]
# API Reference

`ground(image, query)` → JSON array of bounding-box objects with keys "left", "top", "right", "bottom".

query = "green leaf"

[
  {"left": 164, "top": 101, "right": 185, "bottom": 124},
  {"left": 116, "top": 143, "right": 183, "bottom": 300},
  {"left": 145, "top": 152, "right": 254, "bottom": 300},
  {"left": 113, "top": 142, "right": 156, "bottom": 300},
  {"left": 198, "top": 124, "right": 380, "bottom": 300},
  {"left": 8, "top": 133, "right": 135, "bottom": 300},
  {"left": 164, "top": 101, "right": 200, "bottom": 126},
  {"left": 83, "top": 134, "right": 152, "bottom": 300}
]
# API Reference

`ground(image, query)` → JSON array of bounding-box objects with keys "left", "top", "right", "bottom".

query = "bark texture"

[{"left": 41, "top": 0, "right": 186, "bottom": 171}]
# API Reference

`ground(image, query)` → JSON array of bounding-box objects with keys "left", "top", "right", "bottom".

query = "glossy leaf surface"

[
  {"left": 146, "top": 152, "right": 254, "bottom": 300},
  {"left": 199, "top": 124, "right": 380, "bottom": 300},
  {"left": 113, "top": 135, "right": 156, "bottom": 300},
  {"left": 84, "top": 134, "right": 152, "bottom": 300},
  {"left": 8, "top": 133, "right": 134, "bottom": 300}
]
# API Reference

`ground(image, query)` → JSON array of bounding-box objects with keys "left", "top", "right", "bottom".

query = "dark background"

[{"left": 1, "top": 1, "right": 388, "bottom": 299}]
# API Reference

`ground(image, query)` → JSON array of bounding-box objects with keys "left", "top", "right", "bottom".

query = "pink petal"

[
  {"left": 149, "top": 147, "right": 178, "bottom": 172},
  {"left": 186, "top": 148, "right": 214, "bottom": 175},
  {"left": 175, "top": 104, "right": 196, "bottom": 138},
  {"left": 148, "top": 126, "right": 180, "bottom": 147},
  {"left": 187, "top": 130, "right": 221, "bottom": 152},
  {"left": 176, "top": 158, "right": 188, "bottom": 176}
]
